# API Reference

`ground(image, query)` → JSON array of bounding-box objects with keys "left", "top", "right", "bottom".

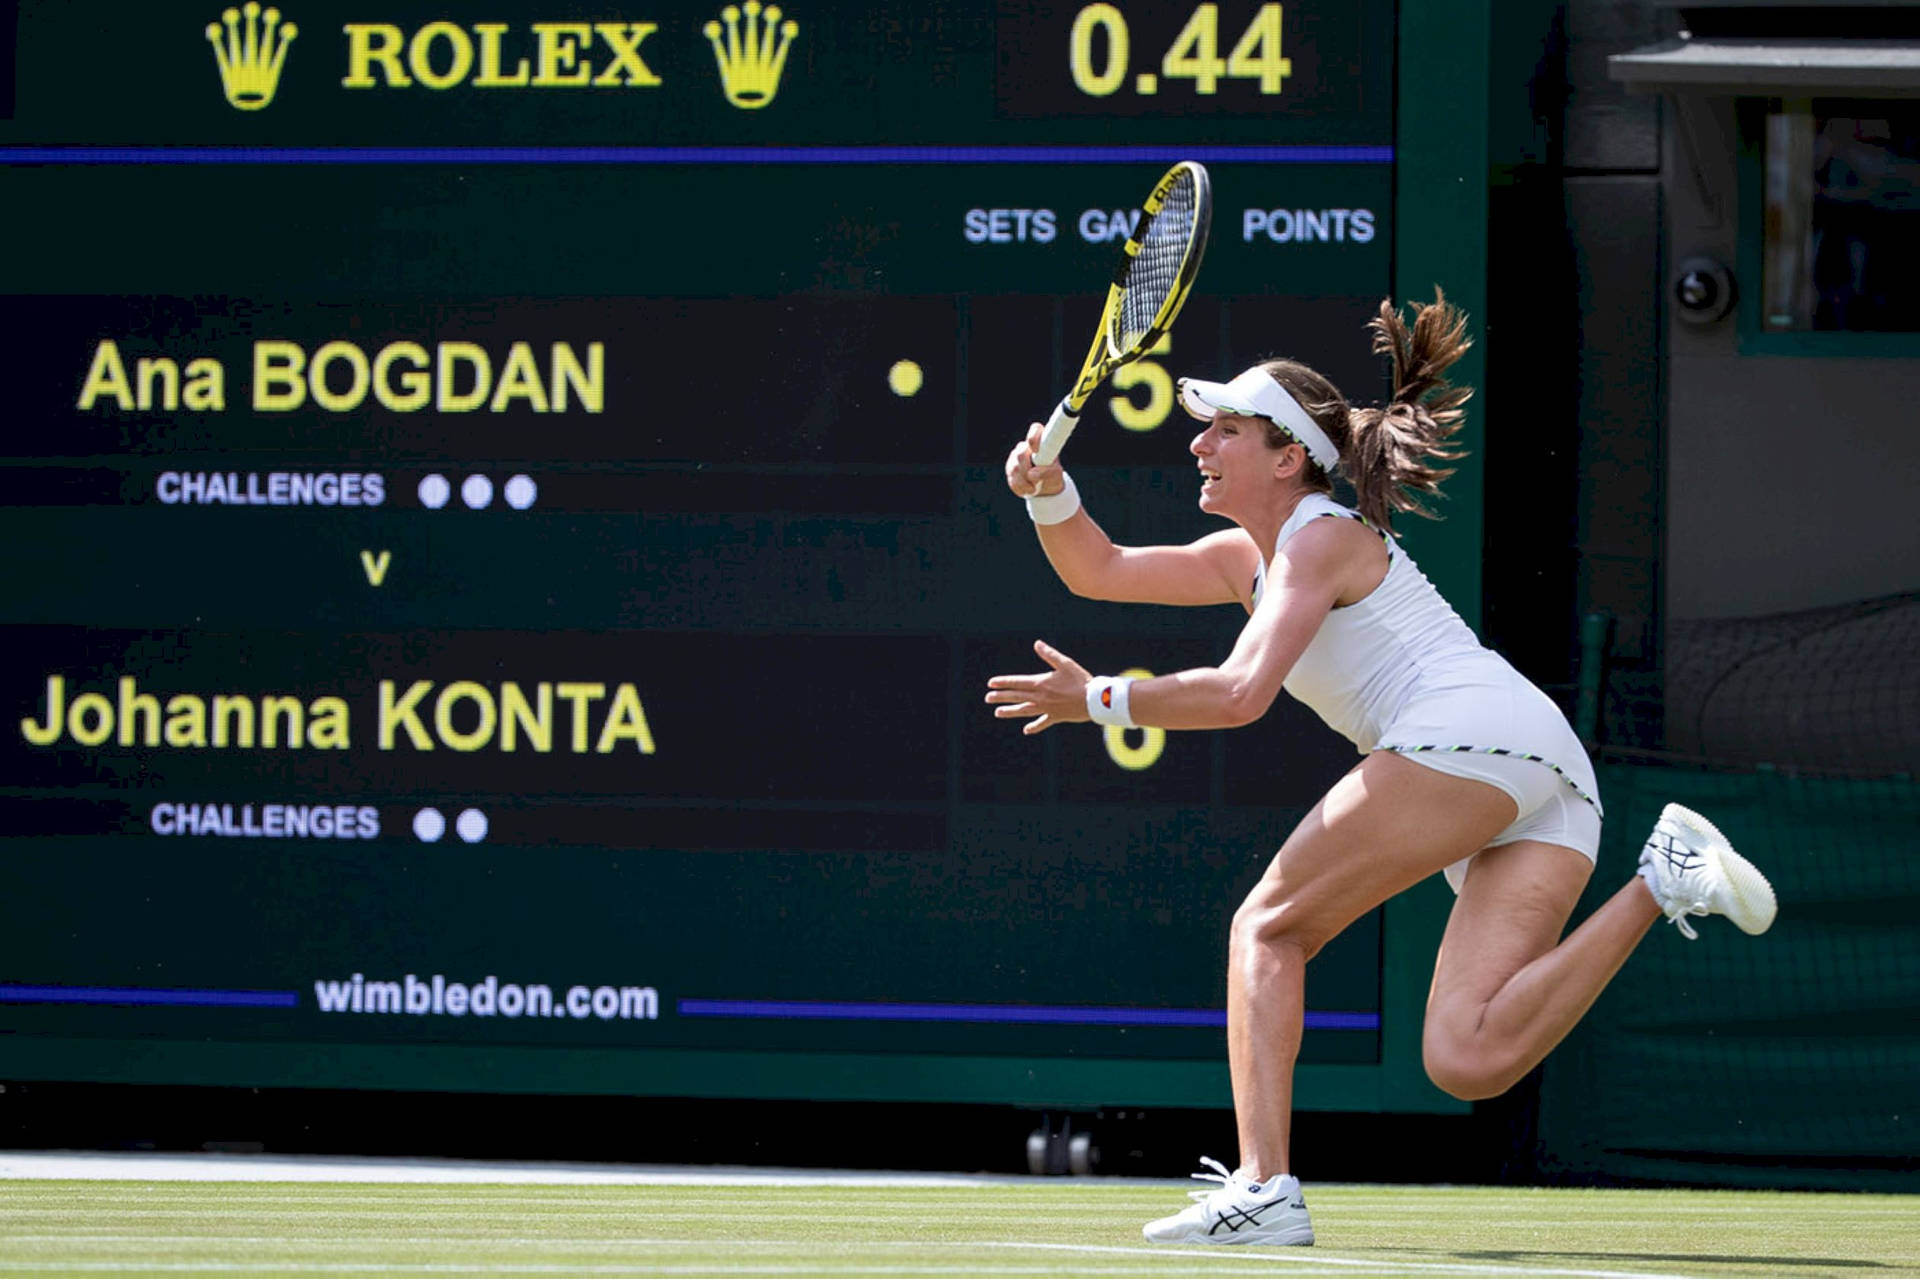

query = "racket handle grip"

[{"left": 1035, "top": 400, "right": 1079, "bottom": 467}]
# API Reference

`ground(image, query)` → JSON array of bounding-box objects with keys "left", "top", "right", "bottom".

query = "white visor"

[{"left": 1178, "top": 367, "right": 1340, "bottom": 473}]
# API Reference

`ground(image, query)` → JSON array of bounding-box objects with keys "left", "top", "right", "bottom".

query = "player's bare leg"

[
  {"left": 1425, "top": 805, "right": 1777, "bottom": 1100},
  {"left": 1422, "top": 840, "right": 1641, "bottom": 1099},
  {"left": 1227, "top": 753, "right": 1518, "bottom": 1178},
  {"left": 1146, "top": 753, "right": 1516, "bottom": 1246}
]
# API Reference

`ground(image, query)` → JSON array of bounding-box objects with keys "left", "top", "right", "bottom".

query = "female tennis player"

[{"left": 986, "top": 293, "right": 1776, "bottom": 1247}]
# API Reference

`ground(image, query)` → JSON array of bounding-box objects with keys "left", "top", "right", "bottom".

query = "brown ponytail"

[
  {"left": 1344, "top": 291, "right": 1474, "bottom": 529},
  {"left": 1251, "top": 290, "right": 1473, "bottom": 532}
]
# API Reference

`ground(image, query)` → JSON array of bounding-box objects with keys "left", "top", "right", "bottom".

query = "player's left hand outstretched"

[{"left": 985, "top": 640, "right": 1091, "bottom": 735}]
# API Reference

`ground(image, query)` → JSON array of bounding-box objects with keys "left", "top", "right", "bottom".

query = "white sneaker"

[
  {"left": 1141, "top": 1157, "right": 1314, "bottom": 1246},
  {"left": 1638, "top": 803, "right": 1778, "bottom": 940}
]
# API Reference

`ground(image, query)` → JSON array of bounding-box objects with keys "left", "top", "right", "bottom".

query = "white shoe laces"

[
  {"left": 1666, "top": 897, "right": 1710, "bottom": 940},
  {"left": 1642, "top": 819, "right": 1713, "bottom": 940},
  {"left": 1185, "top": 1156, "right": 1252, "bottom": 1203}
]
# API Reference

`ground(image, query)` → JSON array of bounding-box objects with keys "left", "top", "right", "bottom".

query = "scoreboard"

[{"left": 0, "top": 0, "right": 1487, "bottom": 1113}]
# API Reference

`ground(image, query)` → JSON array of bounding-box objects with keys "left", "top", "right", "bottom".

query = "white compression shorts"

[{"left": 1392, "top": 748, "right": 1604, "bottom": 893}]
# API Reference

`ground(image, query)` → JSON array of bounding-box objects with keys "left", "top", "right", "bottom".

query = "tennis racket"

[{"left": 1034, "top": 160, "right": 1212, "bottom": 466}]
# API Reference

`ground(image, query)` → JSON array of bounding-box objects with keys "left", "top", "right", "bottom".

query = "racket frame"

[{"left": 1035, "top": 161, "right": 1213, "bottom": 465}]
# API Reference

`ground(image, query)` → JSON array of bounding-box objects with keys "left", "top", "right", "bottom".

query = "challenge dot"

[
  {"left": 461, "top": 474, "right": 494, "bottom": 509},
  {"left": 455, "top": 808, "right": 489, "bottom": 843},
  {"left": 888, "top": 359, "right": 923, "bottom": 397},
  {"left": 418, "top": 474, "right": 451, "bottom": 509},
  {"left": 413, "top": 807, "right": 446, "bottom": 842},
  {"left": 504, "top": 474, "right": 538, "bottom": 510}
]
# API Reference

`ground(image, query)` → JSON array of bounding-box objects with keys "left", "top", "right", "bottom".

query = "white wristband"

[
  {"left": 1025, "top": 473, "right": 1082, "bottom": 525},
  {"left": 1085, "top": 675, "right": 1136, "bottom": 728}
]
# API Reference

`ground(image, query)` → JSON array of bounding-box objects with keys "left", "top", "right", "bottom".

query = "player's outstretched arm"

[
  {"left": 982, "top": 640, "right": 1092, "bottom": 736},
  {"left": 985, "top": 637, "right": 1274, "bottom": 735},
  {"left": 1004, "top": 422, "right": 1253, "bottom": 607},
  {"left": 985, "top": 519, "right": 1354, "bottom": 734}
]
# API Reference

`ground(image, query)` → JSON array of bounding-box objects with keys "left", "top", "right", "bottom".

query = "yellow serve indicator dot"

[
  {"left": 888, "top": 359, "right": 924, "bottom": 397},
  {"left": 1135, "top": 72, "right": 1158, "bottom": 94}
]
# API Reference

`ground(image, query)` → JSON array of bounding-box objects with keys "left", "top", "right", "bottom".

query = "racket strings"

[{"left": 1114, "top": 173, "right": 1200, "bottom": 351}]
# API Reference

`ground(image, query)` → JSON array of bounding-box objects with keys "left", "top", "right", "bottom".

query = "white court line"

[
  {"left": 0, "top": 1237, "right": 1691, "bottom": 1279},
  {"left": 0, "top": 1151, "right": 1700, "bottom": 1279},
  {"left": 983, "top": 1244, "right": 1687, "bottom": 1279},
  {"left": 0, "top": 1151, "right": 1045, "bottom": 1187},
  {"left": 0, "top": 1259, "right": 1466, "bottom": 1267},
  {"left": 1, "top": 1193, "right": 1155, "bottom": 1209},
  {"left": 0, "top": 1259, "right": 1681, "bottom": 1267}
]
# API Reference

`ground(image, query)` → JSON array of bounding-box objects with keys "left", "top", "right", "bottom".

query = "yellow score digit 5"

[{"left": 1110, "top": 334, "right": 1173, "bottom": 434}]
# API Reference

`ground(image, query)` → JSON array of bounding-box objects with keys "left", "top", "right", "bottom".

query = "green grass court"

[{"left": 2, "top": 1177, "right": 1916, "bottom": 1278}]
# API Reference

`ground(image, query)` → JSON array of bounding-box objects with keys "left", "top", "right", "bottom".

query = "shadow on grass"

[{"left": 1419, "top": 1249, "right": 1892, "bottom": 1271}]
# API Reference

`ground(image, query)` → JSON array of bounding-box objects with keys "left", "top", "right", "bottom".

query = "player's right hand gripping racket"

[{"left": 1034, "top": 160, "right": 1213, "bottom": 466}]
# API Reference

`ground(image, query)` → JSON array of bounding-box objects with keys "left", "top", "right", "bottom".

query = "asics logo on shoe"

[
  {"left": 1205, "top": 1198, "right": 1313, "bottom": 1236},
  {"left": 1650, "top": 828, "right": 1702, "bottom": 873},
  {"left": 1209, "top": 1201, "right": 1284, "bottom": 1234}
]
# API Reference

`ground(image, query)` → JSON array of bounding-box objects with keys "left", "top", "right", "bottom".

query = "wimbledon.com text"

[{"left": 314, "top": 972, "right": 658, "bottom": 1020}]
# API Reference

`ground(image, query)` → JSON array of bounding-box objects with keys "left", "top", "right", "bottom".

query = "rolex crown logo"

[
  {"left": 704, "top": 2, "right": 799, "bottom": 110},
  {"left": 205, "top": 2, "right": 297, "bottom": 111}
]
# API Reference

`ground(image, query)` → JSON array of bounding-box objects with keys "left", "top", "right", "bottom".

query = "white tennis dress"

[{"left": 1252, "top": 494, "right": 1603, "bottom": 889}]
